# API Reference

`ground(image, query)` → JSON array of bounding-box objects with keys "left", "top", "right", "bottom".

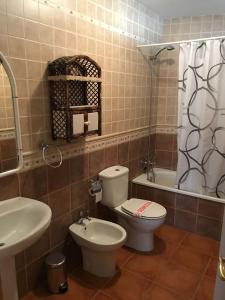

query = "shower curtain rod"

[{"left": 137, "top": 35, "right": 225, "bottom": 48}]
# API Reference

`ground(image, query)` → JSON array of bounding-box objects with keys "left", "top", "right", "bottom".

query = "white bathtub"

[{"left": 133, "top": 168, "right": 225, "bottom": 205}]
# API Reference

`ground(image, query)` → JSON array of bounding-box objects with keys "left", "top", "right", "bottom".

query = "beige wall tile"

[
  {"left": 24, "top": 20, "right": 40, "bottom": 42},
  {"left": 0, "top": 34, "right": 8, "bottom": 55},
  {"left": 27, "top": 61, "right": 42, "bottom": 79},
  {"left": 39, "top": 2, "right": 53, "bottom": 25},
  {"left": 0, "top": 0, "right": 163, "bottom": 150},
  {"left": 40, "top": 44, "right": 54, "bottom": 62},
  {"left": 20, "top": 116, "right": 31, "bottom": 135},
  {"left": 16, "top": 79, "right": 29, "bottom": 98},
  {"left": 24, "top": 0, "right": 39, "bottom": 21},
  {"left": 28, "top": 80, "right": 43, "bottom": 98},
  {"left": 0, "top": 0, "right": 6, "bottom": 13},
  {"left": 8, "top": 36, "right": 26, "bottom": 59},
  {"left": 9, "top": 58, "right": 27, "bottom": 79},
  {"left": 30, "top": 98, "right": 44, "bottom": 116},
  {"left": 25, "top": 40, "right": 41, "bottom": 61},
  {"left": 54, "top": 29, "right": 66, "bottom": 48},
  {"left": 6, "top": 0, "right": 23, "bottom": 17},
  {"left": 7, "top": 15, "right": 24, "bottom": 38},
  {"left": 18, "top": 98, "right": 30, "bottom": 117},
  {"left": 0, "top": 12, "right": 7, "bottom": 34}
]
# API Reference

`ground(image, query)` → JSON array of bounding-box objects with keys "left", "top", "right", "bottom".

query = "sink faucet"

[
  {"left": 77, "top": 209, "right": 91, "bottom": 226},
  {"left": 141, "top": 159, "right": 155, "bottom": 182}
]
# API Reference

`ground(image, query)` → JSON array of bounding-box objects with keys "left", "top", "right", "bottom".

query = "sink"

[
  {"left": 0, "top": 197, "right": 52, "bottom": 258},
  {"left": 0, "top": 197, "right": 52, "bottom": 300}
]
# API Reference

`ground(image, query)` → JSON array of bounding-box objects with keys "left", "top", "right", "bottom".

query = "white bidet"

[{"left": 69, "top": 217, "right": 126, "bottom": 277}]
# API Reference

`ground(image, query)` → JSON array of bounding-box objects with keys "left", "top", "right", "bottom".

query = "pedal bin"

[{"left": 45, "top": 252, "right": 68, "bottom": 294}]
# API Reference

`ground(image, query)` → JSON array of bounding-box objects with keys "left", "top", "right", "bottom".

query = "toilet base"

[
  {"left": 82, "top": 247, "right": 116, "bottom": 277},
  {"left": 118, "top": 217, "right": 154, "bottom": 252},
  {"left": 126, "top": 230, "right": 154, "bottom": 252}
]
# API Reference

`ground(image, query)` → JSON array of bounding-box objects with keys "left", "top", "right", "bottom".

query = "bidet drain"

[{"left": 0, "top": 243, "right": 5, "bottom": 246}]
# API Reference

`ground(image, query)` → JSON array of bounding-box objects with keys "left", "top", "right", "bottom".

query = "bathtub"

[
  {"left": 132, "top": 168, "right": 225, "bottom": 240},
  {"left": 133, "top": 168, "right": 225, "bottom": 205}
]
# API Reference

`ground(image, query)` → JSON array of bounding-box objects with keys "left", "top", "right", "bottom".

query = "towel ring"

[{"left": 41, "top": 143, "right": 62, "bottom": 168}]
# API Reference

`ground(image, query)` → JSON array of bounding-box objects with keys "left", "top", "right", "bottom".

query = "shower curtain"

[{"left": 176, "top": 39, "right": 225, "bottom": 198}]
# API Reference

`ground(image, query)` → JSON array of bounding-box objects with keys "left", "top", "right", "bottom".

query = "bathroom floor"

[{"left": 22, "top": 225, "right": 219, "bottom": 300}]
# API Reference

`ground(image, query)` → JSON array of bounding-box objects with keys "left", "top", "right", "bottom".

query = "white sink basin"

[
  {"left": 0, "top": 197, "right": 52, "bottom": 258},
  {"left": 0, "top": 197, "right": 52, "bottom": 300}
]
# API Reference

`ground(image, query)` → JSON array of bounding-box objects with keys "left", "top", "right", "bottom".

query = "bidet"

[{"left": 69, "top": 217, "right": 126, "bottom": 277}]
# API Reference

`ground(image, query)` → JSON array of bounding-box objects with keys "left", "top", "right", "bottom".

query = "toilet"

[
  {"left": 99, "top": 166, "right": 167, "bottom": 252},
  {"left": 69, "top": 217, "right": 126, "bottom": 277}
]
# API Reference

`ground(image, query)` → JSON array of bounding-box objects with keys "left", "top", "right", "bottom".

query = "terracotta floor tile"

[
  {"left": 72, "top": 267, "right": 111, "bottom": 289},
  {"left": 156, "top": 261, "right": 201, "bottom": 298},
  {"left": 170, "top": 245, "right": 211, "bottom": 273},
  {"left": 21, "top": 227, "right": 220, "bottom": 300},
  {"left": 93, "top": 292, "right": 116, "bottom": 299},
  {"left": 152, "top": 236, "right": 178, "bottom": 259},
  {"left": 124, "top": 254, "right": 166, "bottom": 281},
  {"left": 155, "top": 225, "right": 187, "bottom": 245},
  {"left": 181, "top": 233, "right": 219, "bottom": 257},
  {"left": 205, "top": 257, "right": 218, "bottom": 279},
  {"left": 26, "top": 276, "right": 97, "bottom": 300},
  {"left": 116, "top": 246, "right": 135, "bottom": 267},
  {"left": 21, "top": 293, "right": 39, "bottom": 300},
  {"left": 142, "top": 284, "right": 189, "bottom": 300},
  {"left": 103, "top": 269, "right": 152, "bottom": 300},
  {"left": 194, "top": 276, "right": 215, "bottom": 300}
]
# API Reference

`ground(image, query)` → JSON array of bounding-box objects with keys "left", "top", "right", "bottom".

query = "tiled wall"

[
  {"left": 152, "top": 14, "right": 225, "bottom": 131},
  {"left": 0, "top": 137, "right": 17, "bottom": 171},
  {"left": 0, "top": 0, "right": 163, "bottom": 156},
  {"left": 1, "top": 1, "right": 225, "bottom": 297},
  {"left": 133, "top": 183, "right": 224, "bottom": 241},
  {"left": 150, "top": 133, "right": 177, "bottom": 170},
  {"left": 0, "top": 135, "right": 147, "bottom": 297},
  {"left": 0, "top": 64, "right": 14, "bottom": 129},
  {"left": 162, "top": 15, "right": 225, "bottom": 42},
  {"left": 150, "top": 15, "right": 225, "bottom": 177},
  {"left": 0, "top": 1, "right": 162, "bottom": 296}
]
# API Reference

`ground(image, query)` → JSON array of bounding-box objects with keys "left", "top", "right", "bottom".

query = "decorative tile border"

[
  {"left": 36, "top": 0, "right": 159, "bottom": 44},
  {"left": 22, "top": 127, "right": 150, "bottom": 171},
  {"left": 0, "top": 129, "right": 15, "bottom": 140},
  {"left": 149, "top": 124, "right": 177, "bottom": 134},
  {"left": 21, "top": 125, "right": 176, "bottom": 171},
  {"left": 155, "top": 125, "right": 177, "bottom": 134}
]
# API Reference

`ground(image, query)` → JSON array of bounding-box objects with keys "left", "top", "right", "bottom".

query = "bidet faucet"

[{"left": 77, "top": 209, "right": 91, "bottom": 225}]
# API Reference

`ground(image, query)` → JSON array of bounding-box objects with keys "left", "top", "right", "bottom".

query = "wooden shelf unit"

[{"left": 48, "top": 55, "right": 102, "bottom": 141}]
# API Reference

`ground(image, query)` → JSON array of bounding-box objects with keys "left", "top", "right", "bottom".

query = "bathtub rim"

[{"left": 132, "top": 170, "right": 225, "bottom": 205}]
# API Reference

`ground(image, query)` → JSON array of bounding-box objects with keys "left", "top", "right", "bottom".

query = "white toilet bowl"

[
  {"left": 115, "top": 201, "right": 166, "bottom": 251},
  {"left": 69, "top": 217, "right": 126, "bottom": 277},
  {"left": 99, "top": 166, "right": 167, "bottom": 252}
]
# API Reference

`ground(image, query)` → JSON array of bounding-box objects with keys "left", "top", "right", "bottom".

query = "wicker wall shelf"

[{"left": 48, "top": 55, "right": 102, "bottom": 141}]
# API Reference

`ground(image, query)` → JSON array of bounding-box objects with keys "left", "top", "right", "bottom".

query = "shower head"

[
  {"left": 166, "top": 45, "right": 175, "bottom": 51},
  {"left": 150, "top": 45, "right": 175, "bottom": 61}
]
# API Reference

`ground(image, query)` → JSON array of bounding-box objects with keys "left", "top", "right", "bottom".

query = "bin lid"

[{"left": 45, "top": 252, "right": 66, "bottom": 268}]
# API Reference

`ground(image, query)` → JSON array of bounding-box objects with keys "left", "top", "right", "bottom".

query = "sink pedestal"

[{"left": 0, "top": 257, "right": 19, "bottom": 300}]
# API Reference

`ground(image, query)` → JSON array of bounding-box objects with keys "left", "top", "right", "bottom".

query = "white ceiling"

[{"left": 141, "top": 0, "right": 225, "bottom": 18}]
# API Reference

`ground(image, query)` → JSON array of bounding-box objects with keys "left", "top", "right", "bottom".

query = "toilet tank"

[{"left": 99, "top": 166, "right": 129, "bottom": 208}]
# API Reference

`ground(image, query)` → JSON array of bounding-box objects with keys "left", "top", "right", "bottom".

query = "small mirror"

[{"left": 0, "top": 51, "right": 23, "bottom": 177}]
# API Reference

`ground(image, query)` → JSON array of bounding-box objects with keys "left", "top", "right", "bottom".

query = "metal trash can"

[{"left": 45, "top": 252, "right": 68, "bottom": 294}]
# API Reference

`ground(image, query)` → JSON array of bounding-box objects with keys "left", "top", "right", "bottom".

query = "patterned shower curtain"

[{"left": 176, "top": 39, "right": 225, "bottom": 198}]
